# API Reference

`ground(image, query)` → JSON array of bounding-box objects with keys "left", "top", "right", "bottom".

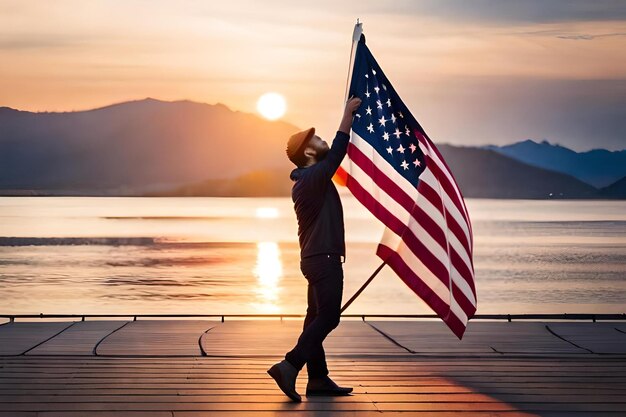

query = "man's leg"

[
  {"left": 303, "top": 280, "right": 329, "bottom": 379},
  {"left": 285, "top": 257, "right": 343, "bottom": 372}
]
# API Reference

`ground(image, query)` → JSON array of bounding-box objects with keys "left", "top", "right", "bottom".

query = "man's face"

[{"left": 306, "top": 135, "right": 330, "bottom": 163}]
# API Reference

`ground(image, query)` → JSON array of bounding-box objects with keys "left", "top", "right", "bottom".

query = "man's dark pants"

[{"left": 285, "top": 254, "right": 343, "bottom": 378}]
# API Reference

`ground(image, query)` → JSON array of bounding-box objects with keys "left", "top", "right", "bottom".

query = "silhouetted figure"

[{"left": 267, "top": 96, "right": 361, "bottom": 402}]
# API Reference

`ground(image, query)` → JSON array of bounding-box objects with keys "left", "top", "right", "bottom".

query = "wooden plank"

[
  {"left": 96, "top": 320, "right": 218, "bottom": 356},
  {"left": 548, "top": 323, "right": 626, "bottom": 354},
  {"left": 0, "top": 402, "right": 380, "bottom": 411},
  {"left": 374, "top": 402, "right": 626, "bottom": 412},
  {"left": 1, "top": 393, "right": 626, "bottom": 403},
  {"left": 1, "top": 321, "right": 625, "bottom": 416},
  {"left": 26, "top": 321, "right": 127, "bottom": 355},
  {"left": 200, "top": 320, "right": 404, "bottom": 356},
  {"left": 368, "top": 321, "right": 585, "bottom": 354},
  {"left": 36, "top": 413, "right": 171, "bottom": 417},
  {"left": 0, "top": 322, "right": 74, "bottom": 355}
]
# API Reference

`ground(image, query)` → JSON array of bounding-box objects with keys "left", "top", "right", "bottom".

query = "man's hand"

[{"left": 338, "top": 96, "right": 362, "bottom": 134}]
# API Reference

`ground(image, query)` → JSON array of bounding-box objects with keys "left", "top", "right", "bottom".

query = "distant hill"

[
  {"left": 599, "top": 176, "right": 626, "bottom": 199},
  {"left": 484, "top": 140, "right": 626, "bottom": 188},
  {"left": 0, "top": 98, "right": 621, "bottom": 199},
  {"left": 0, "top": 98, "right": 298, "bottom": 195},
  {"left": 152, "top": 145, "right": 599, "bottom": 199},
  {"left": 424, "top": 145, "right": 597, "bottom": 199},
  {"left": 146, "top": 169, "right": 292, "bottom": 197}
]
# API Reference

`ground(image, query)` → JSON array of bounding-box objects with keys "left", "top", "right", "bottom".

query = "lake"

[{"left": 0, "top": 196, "right": 624, "bottom": 316}]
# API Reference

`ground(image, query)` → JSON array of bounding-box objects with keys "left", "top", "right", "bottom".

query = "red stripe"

[
  {"left": 345, "top": 172, "right": 451, "bottom": 288},
  {"left": 417, "top": 181, "right": 475, "bottom": 293},
  {"left": 377, "top": 244, "right": 469, "bottom": 340},
  {"left": 450, "top": 248, "right": 477, "bottom": 297},
  {"left": 421, "top": 133, "right": 474, "bottom": 238},
  {"left": 347, "top": 143, "right": 415, "bottom": 211},
  {"left": 452, "top": 280, "right": 477, "bottom": 319},
  {"left": 349, "top": 135, "right": 470, "bottom": 261},
  {"left": 417, "top": 179, "right": 472, "bottom": 257},
  {"left": 348, "top": 143, "right": 449, "bottom": 252},
  {"left": 415, "top": 132, "right": 470, "bottom": 223},
  {"left": 424, "top": 154, "right": 470, "bottom": 229},
  {"left": 410, "top": 204, "right": 447, "bottom": 253},
  {"left": 416, "top": 132, "right": 473, "bottom": 240},
  {"left": 347, "top": 146, "right": 475, "bottom": 302}
]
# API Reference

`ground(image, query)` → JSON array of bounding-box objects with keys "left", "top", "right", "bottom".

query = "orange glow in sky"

[{"left": 1, "top": 1, "right": 625, "bottom": 150}]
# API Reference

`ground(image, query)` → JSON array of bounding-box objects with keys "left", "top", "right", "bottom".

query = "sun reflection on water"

[{"left": 252, "top": 241, "right": 283, "bottom": 313}]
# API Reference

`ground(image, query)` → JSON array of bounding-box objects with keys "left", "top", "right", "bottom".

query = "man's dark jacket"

[{"left": 290, "top": 131, "right": 350, "bottom": 259}]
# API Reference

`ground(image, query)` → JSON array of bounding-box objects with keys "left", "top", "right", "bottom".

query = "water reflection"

[
  {"left": 255, "top": 207, "right": 279, "bottom": 219},
  {"left": 252, "top": 241, "right": 283, "bottom": 313}
]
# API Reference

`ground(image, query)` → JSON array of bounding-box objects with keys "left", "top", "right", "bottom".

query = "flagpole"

[
  {"left": 339, "top": 19, "right": 385, "bottom": 314},
  {"left": 343, "top": 18, "right": 363, "bottom": 103},
  {"left": 341, "top": 260, "right": 386, "bottom": 313}
]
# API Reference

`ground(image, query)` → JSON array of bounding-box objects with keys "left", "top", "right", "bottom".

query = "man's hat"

[{"left": 286, "top": 127, "right": 315, "bottom": 166}]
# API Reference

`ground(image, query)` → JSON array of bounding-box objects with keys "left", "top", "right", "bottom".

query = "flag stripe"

[
  {"left": 349, "top": 135, "right": 471, "bottom": 271},
  {"left": 417, "top": 178, "right": 472, "bottom": 257},
  {"left": 418, "top": 168, "right": 472, "bottom": 248},
  {"left": 344, "top": 167, "right": 453, "bottom": 292},
  {"left": 348, "top": 132, "right": 476, "bottom": 307},
  {"left": 350, "top": 133, "right": 418, "bottom": 200},
  {"left": 348, "top": 143, "right": 452, "bottom": 254},
  {"left": 422, "top": 154, "right": 471, "bottom": 233},
  {"left": 417, "top": 133, "right": 473, "bottom": 238},
  {"left": 347, "top": 142, "right": 416, "bottom": 214},
  {"left": 420, "top": 133, "right": 473, "bottom": 239},
  {"left": 377, "top": 243, "right": 468, "bottom": 339},
  {"left": 346, "top": 144, "right": 475, "bottom": 300}
]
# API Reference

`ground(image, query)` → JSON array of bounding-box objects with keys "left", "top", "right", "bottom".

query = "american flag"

[{"left": 335, "top": 34, "right": 477, "bottom": 339}]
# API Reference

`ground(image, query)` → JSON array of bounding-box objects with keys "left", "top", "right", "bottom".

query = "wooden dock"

[{"left": 1, "top": 318, "right": 625, "bottom": 416}]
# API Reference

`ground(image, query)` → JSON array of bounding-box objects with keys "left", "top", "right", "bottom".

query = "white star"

[
  {"left": 413, "top": 158, "right": 421, "bottom": 167},
  {"left": 391, "top": 113, "right": 396, "bottom": 124},
  {"left": 367, "top": 123, "right": 374, "bottom": 133},
  {"left": 405, "top": 126, "right": 410, "bottom": 136},
  {"left": 382, "top": 84, "right": 387, "bottom": 90},
  {"left": 365, "top": 74, "right": 369, "bottom": 78},
  {"left": 393, "top": 128, "right": 402, "bottom": 139},
  {"left": 355, "top": 114, "right": 361, "bottom": 119},
  {"left": 378, "top": 116, "right": 387, "bottom": 127},
  {"left": 382, "top": 131, "right": 390, "bottom": 141},
  {"left": 374, "top": 86, "right": 380, "bottom": 94},
  {"left": 401, "top": 160, "right": 409, "bottom": 170},
  {"left": 365, "top": 106, "right": 372, "bottom": 115},
  {"left": 409, "top": 143, "right": 417, "bottom": 153},
  {"left": 397, "top": 144, "right": 405, "bottom": 154},
  {"left": 376, "top": 100, "right": 383, "bottom": 109},
  {"left": 365, "top": 87, "right": 371, "bottom": 98},
  {"left": 398, "top": 111, "right": 404, "bottom": 118},
  {"left": 372, "top": 69, "right": 377, "bottom": 75},
  {"left": 386, "top": 146, "right": 393, "bottom": 155},
  {"left": 386, "top": 98, "right": 392, "bottom": 107}
]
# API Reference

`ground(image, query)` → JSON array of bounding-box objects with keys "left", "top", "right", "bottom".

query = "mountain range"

[
  {"left": 1, "top": 98, "right": 624, "bottom": 199},
  {"left": 484, "top": 140, "right": 626, "bottom": 188}
]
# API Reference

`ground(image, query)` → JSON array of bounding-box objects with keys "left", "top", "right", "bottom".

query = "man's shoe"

[
  {"left": 267, "top": 360, "right": 301, "bottom": 402},
  {"left": 306, "top": 375, "right": 353, "bottom": 396}
]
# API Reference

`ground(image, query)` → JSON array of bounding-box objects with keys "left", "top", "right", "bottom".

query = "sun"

[{"left": 257, "top": 92, "right": 286, "bottom": 120}]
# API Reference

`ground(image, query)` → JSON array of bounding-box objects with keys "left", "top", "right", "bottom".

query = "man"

[{"left": 267, "top": 96, "right": 362, "bottom": 402}]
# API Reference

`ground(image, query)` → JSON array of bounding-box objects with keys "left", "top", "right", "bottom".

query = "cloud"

[
  {"left": 557, "top": 32, "right": 626, "bottom": 40},
  {"left": 362, "top": 0, "right": 626, "bottom": 24},
  {"left": 0, "top": 35, "right": 88, "bottom": 50}
]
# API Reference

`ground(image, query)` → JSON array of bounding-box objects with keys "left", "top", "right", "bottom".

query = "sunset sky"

[{"left": 1, "top": 0, "right": 625, "bottom": 151}]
